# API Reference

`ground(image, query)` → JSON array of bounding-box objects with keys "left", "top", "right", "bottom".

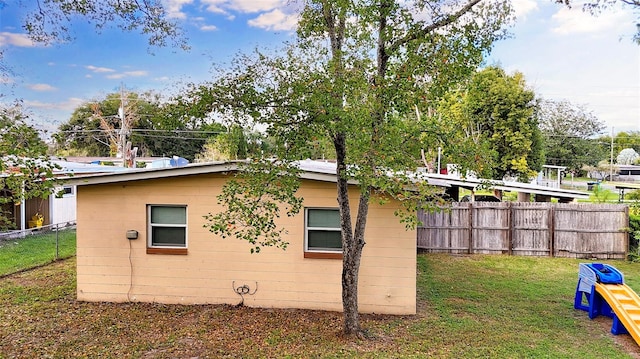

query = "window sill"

[
  {"left": 147, "top": 247, "right": 188, "bottom": 255},
  {"left": 304, "top": 251, "right": 342, "bottom": 259}
]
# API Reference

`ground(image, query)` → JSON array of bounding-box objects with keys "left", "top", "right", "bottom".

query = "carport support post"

[{"left": 517, "top": 192, "right": 531, "bottom": 202}]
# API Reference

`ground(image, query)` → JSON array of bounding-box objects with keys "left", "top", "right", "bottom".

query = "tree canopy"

[
  {"left": 20, "top": 0, "right": 187, "bottom": 49},
  {"left": 438, "top": 66, "right": 543, "bottom": 181},
  {"left": 192, "top": 0, "right": 514, "bottom": 335},
  {"left": 617, "top": 148, "right": 640, "bottom": 165},
  {"left": 0, "top": 104, "right": 60, "bottom": 230},
  {"left": 53, "top": 91, "right": 230, "bottom": 161},
  {"left": 537, "top": 99, "right": 606, "bottom": 174}
]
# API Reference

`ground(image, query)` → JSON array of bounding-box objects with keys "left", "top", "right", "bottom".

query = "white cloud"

[
  {"left": 0, "top": 32, "right": 35, "bottom": 47},
  {"left": 200, "top": 0, "right": 227, "bottom": 14},
  {"left": 104, "top": 70, "right": 148, "bottom": 79},
  {"left": 86, "top": 65, "right": 116, "bottom": 73},
  {"left": 511, "top": 0, "right": 538, "bottom": 20},
  {"left": 123, "top": 70, "right": 148, "bottom": 77},
  {"left": 164, "top": 0, "right": 194, "bottom": 19},
  {"left": 248, "top": 9, "right": 298, "bottom": 31},
  {"left": 25, "top": 97, "right": 85, "bottom": 111},
  {"left": 200, "top": 24, "right": 218, "bottom": 31},
  {"left": 27, "top": 83, "right": 57, "bottom": 92},
  {"left": 551, "top": 6, "right": 630, "bottom": 35},
  {"left": 201, "top": 0, "right": 286, "bottom": 14},
  {"left": 226, "top": 0, "right": 286, "bottom": 13}
]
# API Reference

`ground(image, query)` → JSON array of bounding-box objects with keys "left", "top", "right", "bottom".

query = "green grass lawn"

[
  {"left": 1, "top": 249, "right": 640, "bottom": 357},
  {"left": 0, "top": 228, "right": 76, "bottom": 276},
  {"left": 416, "top": 255, "right": 640, "bottom": 358}
]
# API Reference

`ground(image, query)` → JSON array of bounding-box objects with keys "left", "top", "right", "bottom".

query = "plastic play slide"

[{"left": 575, "top": 263, "right": 640, "bottom": 345}]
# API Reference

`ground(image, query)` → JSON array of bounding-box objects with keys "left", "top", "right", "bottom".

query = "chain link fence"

[{"left": 0, "top": 222, "right": 76, "bottom": 276}]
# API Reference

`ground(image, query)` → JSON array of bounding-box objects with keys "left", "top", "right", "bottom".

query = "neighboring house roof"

[
  {"left": 62, "top": 156, "right": 167, "bottom": 164},
  {"left": 52, "top": 160, "right": 132, "bottom": 175},
  {"left": 619, "top": 165, "right": 640, "bottom": 170},
  {"left": 420, "top": 172, "right": 590, "bottom": 200}
]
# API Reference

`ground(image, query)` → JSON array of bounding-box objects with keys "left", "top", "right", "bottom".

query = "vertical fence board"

[
  {"left": 417, "top": 203, "right": 628, "bottom": 259},
  {"left": 511, "top": 203, "right": 551, "bottom": 257}
]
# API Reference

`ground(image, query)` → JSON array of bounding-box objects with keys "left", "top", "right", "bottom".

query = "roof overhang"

[
  {"left": 66, "top": 160, "right": 450, "bottom": 189},
  {"left": 420, "top": 173, "right": 589, "bottom": 200},
  {"left": 66, "top": 161, "right": 240, "bottom": 186}
]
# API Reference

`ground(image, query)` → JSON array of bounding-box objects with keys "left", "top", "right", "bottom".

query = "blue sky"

[{"left": 0, "top": 0, "right": 638, "bottom": 137}]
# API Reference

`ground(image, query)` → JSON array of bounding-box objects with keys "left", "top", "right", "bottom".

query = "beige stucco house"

[{"left": 71, "top": 161, "right": 416, "bottom": 315}]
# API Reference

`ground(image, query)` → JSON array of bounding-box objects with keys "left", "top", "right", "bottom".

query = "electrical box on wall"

[{"left": 126, "top": 230, "right": 138, "bottom": 240}]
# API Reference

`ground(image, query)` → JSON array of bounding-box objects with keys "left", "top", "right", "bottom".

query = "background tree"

[
  {"left": 614, "top": 131, "right": 640, "bottom": 153},
  {"left": 583, "top": 159, "right": 619, "bottom": 180},
  {"left": 594, "top": 131, "right": 640, "bottom": 167},
  {"left": 537, "top": 99, "right": 606, "bottom": 175},
  {"left": 453, "top": 66, "right": 543, "bottom": 181},
  {"left": 54, "top": 92, "right": 159, "bottom": 157},
  {"left": 195, "top": 0, "right": 514, "bottom": 335},
  {"left": 21, "top": 1, "right": 184, "bottom": 46},
  {"left": 53, "top": 91, "right": 228, "bottom": 161},
  {"left": 193, "top": 125, "right": 275, "bottom": 162},
  {"left": 617, "top": 148, "right": 640, "bottom": 165},
  {"left": 0, "top": 104, "right": 60, "bottom": 230},
  {"left": 433, "top": 91, "right": 497, "bottom": 177},
  {"left": 0, "top": 0, "right": 188, "bottom": 81}
]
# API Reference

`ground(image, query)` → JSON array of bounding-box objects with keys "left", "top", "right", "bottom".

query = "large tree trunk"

[{"left": 334, "top": 132, "right": 368, "bottom": 335}]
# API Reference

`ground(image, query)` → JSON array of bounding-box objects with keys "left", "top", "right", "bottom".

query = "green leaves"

[
  {"left": 0, "top": 105, "right": 62, "bottom": 231},
  {"left": 203, "top": 160, "right": 303, "bottom": 254},
  {"left": 439, "top": 66, "right": 543, "bottom": 181},
  {"left": 22, "top": 0, "right": 188, "bottom": 50}
]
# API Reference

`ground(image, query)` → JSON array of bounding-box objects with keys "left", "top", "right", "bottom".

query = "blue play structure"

[{"left": 574, "top": 263, "right": 640, "bottom": 344}]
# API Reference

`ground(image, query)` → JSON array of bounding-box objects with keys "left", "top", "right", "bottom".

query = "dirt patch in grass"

[
  {"left": 2, "top": 255, "right": 639, "bottom": 358},
  {"left": 0, "top": 259, "right": 417, "bottom": 358},
  {"left": 591, "top": 316, "right": 640, "bottom": 358}
]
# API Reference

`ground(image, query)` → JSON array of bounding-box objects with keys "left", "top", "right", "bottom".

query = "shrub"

[
  {"left": 628, "top": 204, "right": 640, "bottom": 261},
  {"left": 626, "top": 190, "right": 640, "bottom": 201}
]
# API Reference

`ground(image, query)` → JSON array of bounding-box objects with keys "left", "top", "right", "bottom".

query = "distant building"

[{"left": 617, "top": 165, "right": 640, "bottom": 182}]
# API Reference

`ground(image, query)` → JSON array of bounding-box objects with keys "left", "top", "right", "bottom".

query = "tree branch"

[{"left": 388, "top": 0, "right": 483, "bottom": 54}]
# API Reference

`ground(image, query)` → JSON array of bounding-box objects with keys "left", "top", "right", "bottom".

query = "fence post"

[
  {"left": 55, "top": 223, "right": 59, "bottom": 260},
  {"left": 508, "top": 202, "right": 513, "bottom": 256},
  {"left": 468, "top": 203, "right": 473, "bottom": 254},
  {"left": 549, "top": 205, "right": 555, "bottom": 257}
]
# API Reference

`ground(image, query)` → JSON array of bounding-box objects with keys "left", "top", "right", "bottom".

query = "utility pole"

[
  {"left": 118, "top": 84, "right": 129, "bottom": 167},
  {"left": 610, "top": 127, "right": 614, "bottom": 181}
]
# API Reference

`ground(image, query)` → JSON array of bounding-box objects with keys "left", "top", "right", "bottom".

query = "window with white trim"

[
  {"left": 305, "top": 208, "right": 342, "bottom": 254},
  {"left": 147, "top": 205, "right": 187, "bottom": 250}
]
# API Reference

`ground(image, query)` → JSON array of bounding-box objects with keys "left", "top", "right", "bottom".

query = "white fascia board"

[{"left": 68, "top": 162, "right": 239, "bottom": 186}]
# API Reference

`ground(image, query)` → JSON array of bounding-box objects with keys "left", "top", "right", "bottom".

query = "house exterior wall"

[
  {"left": 76, "top": 173, "right": 416, "bottom": 315},
  {"left": 51, "top": 186, "right": 77, "bottom": 225}
]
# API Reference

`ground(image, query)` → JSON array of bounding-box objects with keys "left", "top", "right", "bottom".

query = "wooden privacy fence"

[{"left": 417, "top": 203, "right": 629, "bottom": 259}]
